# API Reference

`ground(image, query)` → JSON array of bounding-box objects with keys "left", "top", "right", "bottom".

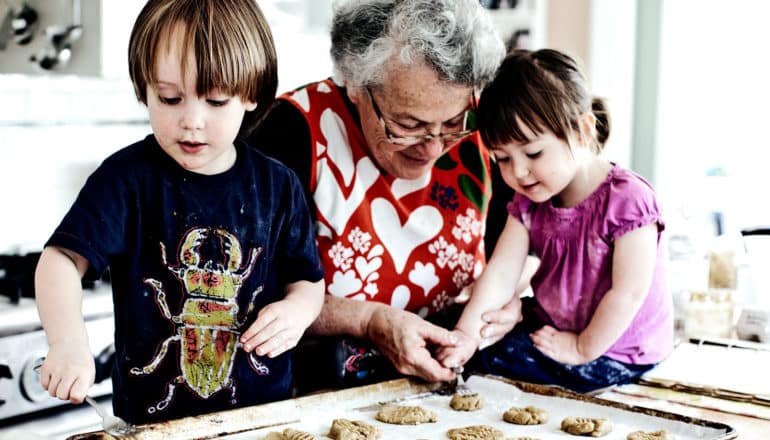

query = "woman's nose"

[{"left": 422, "top": 136, "right": 445, "bottom": 158}]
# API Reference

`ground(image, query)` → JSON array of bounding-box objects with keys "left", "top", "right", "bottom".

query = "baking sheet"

[
  {"left": 641, "top": 342, "right": 770, "bottom": 402},
  {"left": 228, "top": 375, "right": 734, "bottom": 440},
  {"left": 68, "top": 375, "right": 735, "bottom": 440}
]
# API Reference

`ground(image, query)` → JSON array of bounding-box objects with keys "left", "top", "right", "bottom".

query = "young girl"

[
  {"left": 34, "top": 0, "right": 324, "bottom": 424},
  {"left": 439, "top": 49, "right": 673, "bottom": 392}
]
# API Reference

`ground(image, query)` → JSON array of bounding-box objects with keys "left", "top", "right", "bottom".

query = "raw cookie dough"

[
  {"left": 627, "top": 430, "right": 676, "bottom": 440},
  {"left": 446, "top": 425, "right": 505, "bottom": 440},
  {"left": 375, "top": 405, "right": 438, "bottom": 425},
  {"left": 502, "top": 406, "right": 548, "bottom": 425},
  {"left": 561, "top": 417, "right": 612, "bottom": 437},
  {"left": 262, "top": 428, "right": 316, "bottom": 440},
  {"left": 328, "top": 418, "right": 380, "bottom": 440},
  {"left": 450, "top": 393, "right": 484, "bottom": 411}
]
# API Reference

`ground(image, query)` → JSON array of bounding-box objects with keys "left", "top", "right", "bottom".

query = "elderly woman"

[{"left": 249, "top": 0, "right": 513, "bottom": 391}]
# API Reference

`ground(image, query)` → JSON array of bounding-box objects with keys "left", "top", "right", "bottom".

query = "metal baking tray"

[{"left": 68, "top": 374, "right": 736, "bottom": 439}]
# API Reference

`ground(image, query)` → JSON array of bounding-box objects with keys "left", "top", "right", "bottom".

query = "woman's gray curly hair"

[{"left": 330, "top": 0, "right": 504, "bottom": 89}]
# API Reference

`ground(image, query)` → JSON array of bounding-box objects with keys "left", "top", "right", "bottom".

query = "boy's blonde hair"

[{"left": 128, "top": 0, "right": 277, "bottom": 137}]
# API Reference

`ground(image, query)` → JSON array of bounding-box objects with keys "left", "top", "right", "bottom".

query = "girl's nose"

[{"left": 513, "top": 160, "right": 530, "bottom": 178}]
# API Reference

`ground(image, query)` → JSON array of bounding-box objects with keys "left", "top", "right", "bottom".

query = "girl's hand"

[
  {"left": 436, "top": 329, "right": 480, "bottom": 369},
  {"left": 40, "top": 342, "right": 95, "bottom": 404},
  {"left": 530, "top": 325, "right": 589, "bottom": 365},
  {"left": 241, "top": 296, "right": 317, "bottom": 358},
  {"left": 454, "top": 285, "right": 523, "bottom": 348}
]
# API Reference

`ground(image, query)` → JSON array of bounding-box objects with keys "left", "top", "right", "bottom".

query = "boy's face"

[{"left": 146, "top": 27, "right": 257, "bottom": 175}]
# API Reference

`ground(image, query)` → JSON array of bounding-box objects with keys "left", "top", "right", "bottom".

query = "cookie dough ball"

[
  {"left": 375, "top": 405, "right": 438, "bottom": 425},
  {"left": 450, "top": 393, "right": 484, "bottom": 411},
  {"left": 446, "top": 425, "right": 505, "bottom": 440},
  {"left": 627, "top": 430, "right": 676, "bottom": 440},
  {"left": 561, "top": 417, "right": 612, "bottom": 437},
  {"left": 328, "top": 418, "right": 380, "bottom": 440},
  {"left": 502, "top": 406, "right": 548, "bottom": 425},
  {"left": 263, "top": 428, "right": 316, "bottom": 440}
]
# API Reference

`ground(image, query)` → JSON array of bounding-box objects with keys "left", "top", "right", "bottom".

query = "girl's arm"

[
  {"left": 34, "top": 246, "right": 95, "bottom": 403},
  {"left": 534, "top": 223, "right": 658, "bottom": 364},
  {"left": 440, "top": 216, "right": 529, "bottom": 366}
]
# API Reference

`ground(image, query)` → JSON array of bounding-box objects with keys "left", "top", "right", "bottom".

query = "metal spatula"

[
  {"left": 451, "top": 365, "right": 477, "bottom": 396},
  {"left": 84, "top": 395, "right": 136, "bottom": 437}
]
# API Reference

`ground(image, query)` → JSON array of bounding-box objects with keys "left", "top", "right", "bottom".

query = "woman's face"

[{"left": 352, "top": 62, "right": 473, "bottom": 180}]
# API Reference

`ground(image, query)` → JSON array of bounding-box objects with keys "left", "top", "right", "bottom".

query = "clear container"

[{"left": 683, "top": 288, "right": 735, "bottom": 339}]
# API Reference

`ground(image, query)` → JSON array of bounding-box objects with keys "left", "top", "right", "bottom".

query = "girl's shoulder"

[{"left": 604, "top": 165, "right": 659, "bottom": 208}]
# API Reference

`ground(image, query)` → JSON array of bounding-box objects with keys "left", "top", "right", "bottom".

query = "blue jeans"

[{"left": 467, "top": 299, "right": 655, "bottom": 393}]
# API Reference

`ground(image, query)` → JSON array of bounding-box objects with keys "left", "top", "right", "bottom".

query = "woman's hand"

[
  {"left": 366, "top": 306, "right": 457, "bottom": 383},
  {"left": 40, "top": 341, "right": 95, "bottom": 404}
]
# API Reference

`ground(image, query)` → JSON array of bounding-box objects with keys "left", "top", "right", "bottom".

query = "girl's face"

[
  {"left": 490, "top": 123, "right": 580, "bottom": 205},
  {"left": 147, "top": 27, "right": 257, "bottom": 175}
]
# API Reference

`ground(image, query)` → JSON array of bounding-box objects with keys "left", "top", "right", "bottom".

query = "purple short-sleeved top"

[{"left": 508, "top": 164, "right": 673, "bottom": 364}]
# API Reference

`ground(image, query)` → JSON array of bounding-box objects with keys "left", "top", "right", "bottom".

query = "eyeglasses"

[{"left": 366, "top": 87, "right": 477, "bottom": 147}]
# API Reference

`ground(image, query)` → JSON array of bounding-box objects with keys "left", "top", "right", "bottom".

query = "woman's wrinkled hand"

[{"left": 366, "top": 306, "right": 457, "bottom": 383}]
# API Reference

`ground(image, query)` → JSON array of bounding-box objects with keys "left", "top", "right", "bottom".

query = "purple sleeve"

[
  {"left": 506, "top": 193, "right": 533, "bottom": 229},
  {"left": 604, "top": 171, "right": 665, "bottom": 241}
]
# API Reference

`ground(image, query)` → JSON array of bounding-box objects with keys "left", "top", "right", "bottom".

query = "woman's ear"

[
  {"left": 245, "top": 101, "right": 258, "bottom": 112},
  {"left": 347, "top": 84, "right": 365, "bottom": 105}
]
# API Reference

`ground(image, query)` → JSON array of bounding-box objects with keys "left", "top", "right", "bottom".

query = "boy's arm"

[
  {"left": 34, "top": 246, "right": 95, "bottom": 403},
  {"left": 240, "top": 279, "right": 324, "bottom": 358},
  {"left": 444, "top": 216, "right": 529, "bottom": 365},
  {"left": 533, "top": 224, "right": 658, "bottom": 364}
]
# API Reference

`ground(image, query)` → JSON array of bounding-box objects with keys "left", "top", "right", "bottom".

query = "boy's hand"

[
  {"left": 436, "top": 328, "right": 480, "bottom": 369},
  {"left": 240, "top": 296, "right": 316, "bottom": 358},
  {"left": 40, "top": 342, "right": 95, "bottom": 404},
  {"left": 530, "top": 325, "right": 589, "bottom": 365}
]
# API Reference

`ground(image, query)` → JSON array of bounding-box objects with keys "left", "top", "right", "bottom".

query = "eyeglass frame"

[{"left": 365, "top": 86, "right": 477, "bottom": 147}]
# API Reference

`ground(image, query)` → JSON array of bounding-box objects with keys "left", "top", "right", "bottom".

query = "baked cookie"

[
  {"left": 328, "top": 418, "right": 380, "bottom": 440},
  {"left": 375, "top": 405, "right": 438, "bottom": 425},
  {"left": 627, "top": 430, "right": 675, "bottom": 440},
  {"left": 510, "top": 438, "right": 541, "bottom": 440},
  {"left": 446, "top": 425, "right": 505, "bottom": 440},
  {"left": 262, "top": 428, "right": 316, "bottom": 440},
  {"left": 502, "top": 406, "right": 548, "bottom": 425},
  {"left": 450, "top": 393, "right": 484, "bottom": 411},
  {"left": 561, "top": 417, "right": 612, "bottom": 437}
]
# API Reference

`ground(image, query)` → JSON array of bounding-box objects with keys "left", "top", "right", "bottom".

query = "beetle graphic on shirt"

[{"left": 130, "top": 227, "right": 269, "bottom": 414}]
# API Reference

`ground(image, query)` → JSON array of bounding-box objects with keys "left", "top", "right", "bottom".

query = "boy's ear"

[{"left": 245, "top": 101, "right": 258, "bottom": 112}]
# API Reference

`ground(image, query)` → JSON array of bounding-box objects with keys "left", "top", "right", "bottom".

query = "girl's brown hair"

[
  {"left": 477, "top": 49, "right": 610, "bottom": 153},
  {"left": 128, "top": 0, "right": 278, "bottom": 137}
]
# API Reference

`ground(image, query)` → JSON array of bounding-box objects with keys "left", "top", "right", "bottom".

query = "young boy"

[{"left": 34, "top": 0, "right": 324, "bottom": 424}]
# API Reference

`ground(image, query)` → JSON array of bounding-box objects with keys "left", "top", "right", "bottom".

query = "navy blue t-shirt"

[{"left": 46, "top": 135, "right": 323, "bottom": 424}]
